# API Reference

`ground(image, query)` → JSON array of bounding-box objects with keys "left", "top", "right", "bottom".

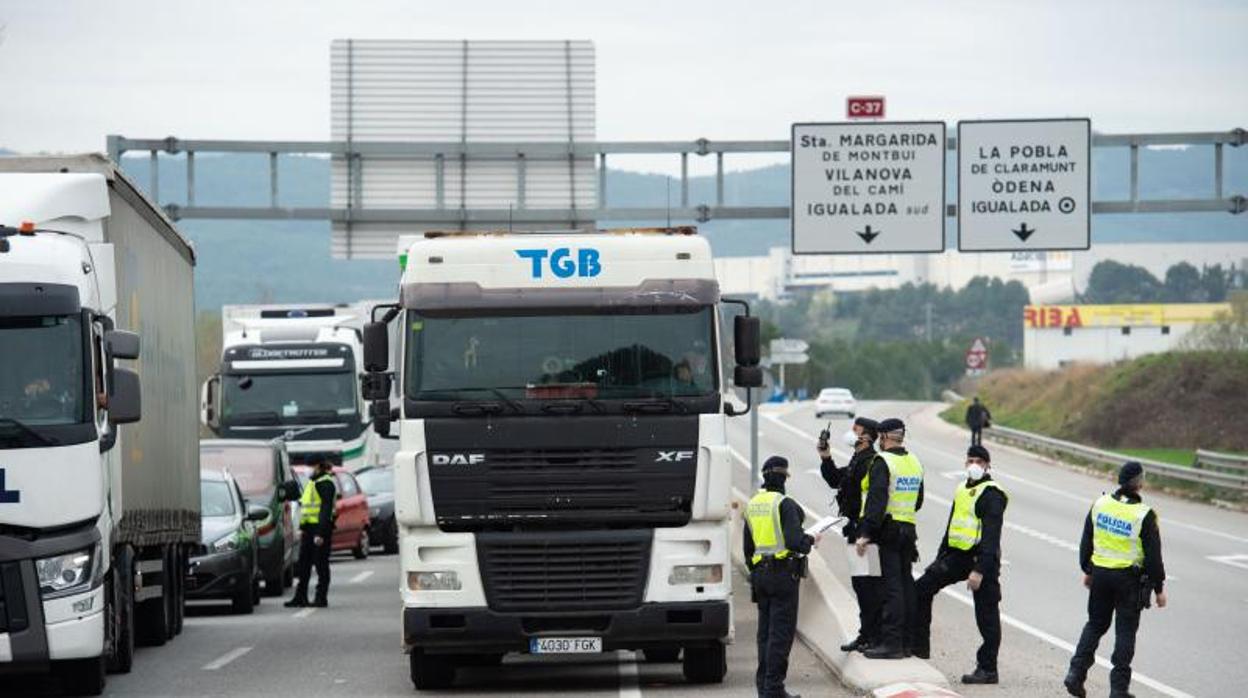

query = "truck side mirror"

[
  {"left": 362, "top": 372, "right": 392, "bottom": 402},
  {"left": 370, "top": 400, "right": 397, "bottom": 439},
  {"left": 733, "top": 315, "right": 761, "bottom": 367},
  {"left": 104, "top": 329, "right": 141, "bottom": 360},
  {"left": 200, "top": 374, "right": 221, "bottom": 430},
  {"left": 363, "top": 321, "right": 389, "bottom": 373},
  {"left": 108, "top": 367, "right": 142, "bottom": 425},
  {"left": 734, "top": 365, "right": 764, "bottom": 389}
]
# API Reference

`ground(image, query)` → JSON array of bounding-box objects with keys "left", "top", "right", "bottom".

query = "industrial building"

[{"left": 1021, "top": 302, "right": 1230, "bottom": 369}]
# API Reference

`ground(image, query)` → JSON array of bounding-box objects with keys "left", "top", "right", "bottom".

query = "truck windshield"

[
  {"left": 0, "top": 315, "right": 87, "bottom": 428},
  {"left": 221, "top": 372, "right": 358, "bottom": 426},
  {"left": 405, "top": 307, "right": 717, "bottom": 401}
]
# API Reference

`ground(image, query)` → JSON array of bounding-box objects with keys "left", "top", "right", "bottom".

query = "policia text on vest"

[
  {"left": 744, "top": 456, "right": 818, "bottom": 698},
  {"left": 286, "top": 466, "right": 338, "bottom": 608}
]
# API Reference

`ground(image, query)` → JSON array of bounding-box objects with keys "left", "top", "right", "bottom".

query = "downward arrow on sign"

[
  {"left": 857, "top": 225, "right": 881, "bottom": 244},
  {"left": 1012, "top": 223, "right": 1036, "bottom": 242}
]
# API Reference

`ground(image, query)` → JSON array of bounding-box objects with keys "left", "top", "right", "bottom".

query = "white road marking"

[
  {"left": 1208, "top": 554, "right": 1248, "bottom": 570},
  {"left": 617, "top": 650, "right": 642, "bottom": 698},
  {"left": 292, "top": 607, "right": 317, "bottom": 619},
  {"left": 349, "top": 570, "right": 375, "bottom": 584},
  {"left": 938, "top": 587, "right": 1194, "bottom": 698},
  {"left": 202, "top": 646, "right": 252, "bottom": 671}
]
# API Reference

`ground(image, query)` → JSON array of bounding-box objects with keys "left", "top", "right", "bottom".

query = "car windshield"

[
  {"left": 356, "top": 468, "right": 393, "bottom": 494},
  {"left": 200, "top": 480, "right": 236, "bottom": 517},
  {"left": 221, "top": 371, "right": 358, "bottom": 425},
  {"left": 405, "top": 307, "right": 717, "bottom": 401},
  {"left": 0, "top": 314, "right": 86, "bottom": 427},
  {"left": 200, "top": 447, "right": 275, "bottom": 500}
]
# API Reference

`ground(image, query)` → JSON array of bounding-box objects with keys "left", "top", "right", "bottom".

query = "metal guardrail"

[
  {"left": 985, "top": 425, "right": 1248, "bottom": 492},
  {"left": 1195, "top": 449, "right": 1248, "bottom": 475}
]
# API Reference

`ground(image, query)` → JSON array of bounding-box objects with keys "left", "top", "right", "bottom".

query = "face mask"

[
  {"left": 841, "top": 430, "right": 859, "bottom": 447},
  {"left": 966, "top": 464, "right": 986, "bottom": 481}
]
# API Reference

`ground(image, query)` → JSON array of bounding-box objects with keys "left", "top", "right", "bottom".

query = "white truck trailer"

[
  {"left": 202, "top": 303, "right": 385, "bottom": 472},
  {"left": 0, "top": 154, "right": 200, "bottom": 694},
  {"left": 358, "top": 228, "right": 763, "bottom": 689}
]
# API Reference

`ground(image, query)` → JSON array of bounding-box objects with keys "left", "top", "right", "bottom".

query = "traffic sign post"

[
  {"left": 957, "top": 118, "right": 1091, "bottom": 252},
  {"left": 791, "top": 122, "right": 946, "bottom": 255},
  {"left": 965, "top": 336, "right": 989, "bottom": 375}
]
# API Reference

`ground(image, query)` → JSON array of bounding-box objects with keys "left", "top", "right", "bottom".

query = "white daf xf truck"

[
  {"left": 0, "top": 155, "right": 200, "bottom": 694},
  {"left": 358, "top": 228, "right": 763, "bottom": 690},
  {"left": 201, "top": 303, "right": 384, "bottom": 473}
]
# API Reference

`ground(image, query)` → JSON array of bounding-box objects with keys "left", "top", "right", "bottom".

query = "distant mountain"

[{"left": 105, "top": 145, "right": 1248, "bottom": 312}]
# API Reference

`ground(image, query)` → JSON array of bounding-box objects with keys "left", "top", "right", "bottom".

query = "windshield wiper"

[
  {"left": 0, "top": 418, "right": 58, "bottom": 446},
  {"left": 437, "top": 387, "right": 524, "bottom": 414},
  {"left": 229, "top": 411, "right": 281, "bottom": 425},
  {"left": 622, "top": 397, "right": 689, "bottom": 414},
  {"left": 296, "top": 410, "right": 346, "bottom": 424}
]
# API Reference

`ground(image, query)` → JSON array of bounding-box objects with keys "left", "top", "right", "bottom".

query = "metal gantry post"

[
  {"left": 269, "top": 152, "right": 278, "bottom": 208},
  {"left": 715, "top": 152, "right": 724, "bottom": 207},
  {"left": 149, "top": 151, "right": 159, "bottom": 204},
  {"left": 749, "top": 391, "right": 760, "bottom": 489},
  {"left": 186, "top": 151, "right": 195, "bottom": 206}
]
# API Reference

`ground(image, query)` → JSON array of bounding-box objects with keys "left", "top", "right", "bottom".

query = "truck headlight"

[
  {"left": 36, "top": 546, "right": 97, "bottom": 597},
  {"left": 668, "top": 564, "right": 723, "bottom": 585},
  {"left": 211, "top": 532, "right": 240, "bottom": 553},
  {"left": 407, "top": 571, "right": 461, "bottom": 591}
]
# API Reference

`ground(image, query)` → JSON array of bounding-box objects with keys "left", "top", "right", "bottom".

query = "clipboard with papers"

[{"left": 804, "top": 515, "right": 844, "bottom": 538}]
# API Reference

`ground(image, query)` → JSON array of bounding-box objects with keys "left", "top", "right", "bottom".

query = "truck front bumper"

[{"left": 403, "top": 600, "right": 730, "bottom": 655}]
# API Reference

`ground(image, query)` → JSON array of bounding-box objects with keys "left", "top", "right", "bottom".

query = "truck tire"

[
  {"left": 232, "top": 577, "right": 256, "bottom": 614},
  {"left": 352, "top": 529, "right": 370, "bottom": 559},
  {"left": 135, "top": 554, "right": 169, "bottom": 647},
  {"left": 682, "top": 642, "right": 727, "bottom": 684},
  {"left": 383, "top": 519, "right": 400, "bottom": 555},
  {"left": 163, "top": 546, "right": 178, "bottom": 640},
  {"left": 106, "top": 550, "right": 135, "bottom": 674},
  {"left": 56, "top": 655, "right": 106, "bottom": 696},
  {"left": 643, "top": 647, "right": 681, "bottom": 663},
  {"left": 409, "top": 649, "right": 456, "bottom": 689}
]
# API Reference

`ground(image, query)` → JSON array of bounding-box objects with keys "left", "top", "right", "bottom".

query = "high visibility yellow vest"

[
  {"left": 1090, "top": 494, "right": 1150, "bottom": 569},
  {"left": 300, "top": 473, "right": 336, "bottom": 526},
  {"left": 746, "top": 490, "right": 792, "bottom": 565},
  {"left": 859, "top": 451, "right": 924, "bottom": 524},
  {"left": 946, "top": 480, "right": 1007, "bottom": 551}
]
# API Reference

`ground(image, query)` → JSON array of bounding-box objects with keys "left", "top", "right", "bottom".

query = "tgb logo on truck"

[
  {"left": 432, "top": 453, "right": 486, "bottom": 466},
  {"left": 516, "top": 248, "right": 602, "bottom": 279}
]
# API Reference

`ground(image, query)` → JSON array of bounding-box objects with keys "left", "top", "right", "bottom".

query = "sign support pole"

[{"left": 749, "top": 389, "right": 760, "bottom": 490}]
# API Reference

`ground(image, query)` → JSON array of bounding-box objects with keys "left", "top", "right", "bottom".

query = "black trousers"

[
  {"left": 1069, "top": 568, "right": 1142, "bottom": 692},
  {"left": 970, "top": 427, "right": 983, "bottom": 446},
  {"left": 851, "top": 575, "right": 883, "bottom": 643},
  {"left": 294, "top": 529, "right": 332, "bottom": 601},
  {"left": 877, "top": 531, "right": 917, "bottom": 651},
  {"left": 752, "top": 562, "right": 801, "bottom": 698},
  {"left": 913, "top": 552, "right": 1002, "bottom": 671}
]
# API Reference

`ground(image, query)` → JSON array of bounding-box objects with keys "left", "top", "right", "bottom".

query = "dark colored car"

[
  {"left": 356, "top": 466, "right": 398, "bottom": 555},
  {"left": 294, "top": 466, "right": 371, "bottom": 558},
  {"left": 188, "top": 469, "right": 268, "bottom": 613},
  {"left": 200, "top": 439, "right": 302, "bottom": 596}
]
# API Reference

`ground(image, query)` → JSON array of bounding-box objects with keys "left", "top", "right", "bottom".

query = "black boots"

[
  {"left": 312, "top": 597, "right": 328, "bottom": 608},
  {"left": 1063, "top": 671, "right": 1087, "bottom": 698},
  {"left": 284, "top": 596, "right": 307, "bottom": 608},
  {"left": 839, "top": 636, "right": 872, "bottom": 653},
  {"left": 961, "top": 667, "right": 999, "bottom": 684},
  {"left": 862, "top": 645, "right": 906, "bottom": 660}
]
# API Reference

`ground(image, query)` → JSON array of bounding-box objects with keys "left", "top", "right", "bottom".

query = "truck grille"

[
  {"left": 476, "top": 531, "right": 651, "bottom": 612},
  {"left": 485, "top": 447, "right": 639, "bottom": 473}
]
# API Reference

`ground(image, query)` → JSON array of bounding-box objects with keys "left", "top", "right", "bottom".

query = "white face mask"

[
  {"left": 966, "top": 464, "right": 986, "bottom": 481},
  {"left": 841, "top": 429, "right": 860, "bottom": 447}
]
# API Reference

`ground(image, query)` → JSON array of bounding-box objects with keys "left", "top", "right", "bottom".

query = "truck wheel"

[
  {"left": 106, "top": 551, "right": 135, "bottom": 674},
  {"left": 172, "top": 546, "right": 185, "bottom": 636},
  {"left": 352, "top": 530, "right": 370, "bottom": 559},
  {"left": 682, "top": 642, "right": 726, "bottom": 684},
  {"left": 410, "top": 649, "right": 456, "bottom": 689},
  {"left": 135, "top": 555, "right": 170, "bottom": 647},
  {"left": 56, "top": 655, "right": 106, "bottom": 695},
  {"left": 383, "top": 519, "right": 400, "bottom": 555},
  {"left": 164, "top": 546, "right": 178, "bottom": 639},
  {"left": 643, "top": 647, "right": 681, "bottom": 663}
]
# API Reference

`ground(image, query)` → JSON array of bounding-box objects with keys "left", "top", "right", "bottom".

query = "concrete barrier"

[{"left": 730, "top": 491, "right": 951, "bottom": 694}]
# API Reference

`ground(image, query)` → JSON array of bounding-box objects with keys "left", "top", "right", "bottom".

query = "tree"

[
  {"left": 1082, "top": 260, "right": 1162, "bottom": 303},
  {"left": 1200, "top": 264, "right": 1232, "bottom": 302},
  {"left": 1183, "top": 291, "right": 1248, "bottom": 351},
  {"left": 1163, "top": 262, "right": 1203, "bottom": 302}
]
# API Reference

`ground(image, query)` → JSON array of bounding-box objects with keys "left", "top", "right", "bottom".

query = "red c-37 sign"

[{"left": 847, "top": 96, "right": 885, "bottom": 119}]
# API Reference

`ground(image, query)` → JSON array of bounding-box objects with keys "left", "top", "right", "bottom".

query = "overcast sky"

[{"left": 2, "top": 0, "right": 1245, "bottom": 173}]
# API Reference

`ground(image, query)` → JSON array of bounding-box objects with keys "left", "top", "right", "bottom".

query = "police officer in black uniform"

[
  {"left": 744, "top": 456, "right": 818, "bottom": 698},
  {"left": 285, "top": 457, "right": 337, "bottom": 608},
  {"left": 818, "top": 417, "right": 883, "bottom": 652}
]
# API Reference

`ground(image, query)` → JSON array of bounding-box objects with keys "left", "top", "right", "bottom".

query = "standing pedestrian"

[
  {"left": 965, "top": 397, "right": 992, "bottom": 447},
  {"left": 1064, "top": 462, "right": 1167, "bottom": 698},
  {"left": 285, "top": 457, "right": 337, "bottom": 608},
  {"left": 858, "top": 418, "right": 925, "bottom": 660},
  {"left": 911, "top": 445, "right": 1008, "bottom": 684},
  {"left": 818, "top": 417, "right": 883, "bottom": 653},
  {"left": 745, "top": 456, "right": 820, "bottom": 698}
]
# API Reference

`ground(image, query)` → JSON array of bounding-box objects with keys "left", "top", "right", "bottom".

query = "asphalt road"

[
  {"left": 728, "top": 399, "right": 1248, "bottom": 698},
  {"left": 14, "top": 532, "right": 846, "bottom": 697}
]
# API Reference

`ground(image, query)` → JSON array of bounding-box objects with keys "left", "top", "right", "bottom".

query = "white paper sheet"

[
  {"left": 804, "top": 515, "right": 844, "bottom": 538},
  {"left": 846, "top": 542, "right": 882, "bottom": 577}
]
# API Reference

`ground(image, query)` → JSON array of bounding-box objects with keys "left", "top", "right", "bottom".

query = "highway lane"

[
  {"left": 729, "top": 399, "right": 1248, "bottom": 698},
  {"left": 13, "top": 529, "right": 845, "bottom": 696}
]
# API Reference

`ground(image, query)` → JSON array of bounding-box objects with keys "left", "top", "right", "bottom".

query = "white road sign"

[
  {"left": 791, "top": 122, "right": 946, "bottom": 255},
  {"left": 957, "top": 118, "right": 1091, "bottom": 252},
  {"left": 770, "top": 338, "right": 810, "bottom": 354},
  {"left": 769, "top": 352, "right": 810, "bottom": 365}
]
